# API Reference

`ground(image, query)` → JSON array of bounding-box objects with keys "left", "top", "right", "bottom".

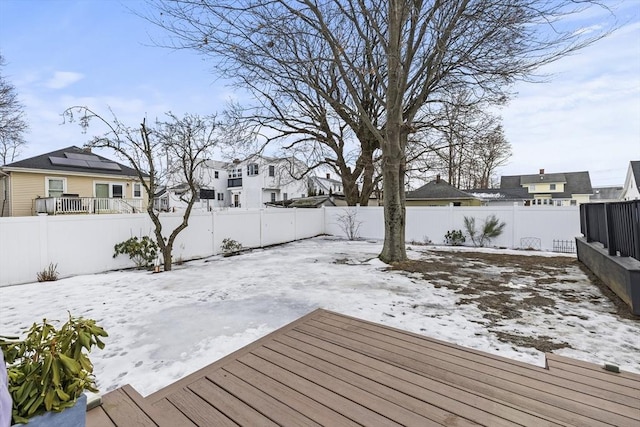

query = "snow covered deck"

[{"left": 87, "top": 309, "right": 640, "bottom": 427}]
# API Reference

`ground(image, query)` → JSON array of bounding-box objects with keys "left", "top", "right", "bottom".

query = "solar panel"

[
  {"left": 86, "top": 161, "right": 121, "bottom": 171},
  {"left": 65, "top": 152, "right": 100, "bottom": 161},
  {"left": 49, "top": 156, "right": 122, "bottom": 171},
  {"left": 49, "top": 157, "right": 91, "bottom": 168}
]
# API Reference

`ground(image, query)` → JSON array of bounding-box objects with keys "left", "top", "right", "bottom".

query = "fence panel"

[{"left": 2, "top": 205, "right": 583, "bottom": 287}]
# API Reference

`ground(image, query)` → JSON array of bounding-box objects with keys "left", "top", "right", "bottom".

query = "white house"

[
  {"left": 227, "top": 156, "right": 308, "bottom": 208},
  {"left": 158, "top": 156, "right": 309, "bottom": 211},
  {"left": 308, "top": 173, "right": 343, "bottom": 196},
  {"left": 621, "top": 161, "right": 640, "bottom": 201}
]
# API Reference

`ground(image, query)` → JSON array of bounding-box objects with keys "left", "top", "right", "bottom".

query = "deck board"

[
  {"left": 88, "top": 309, "right": 640, "bottom": 427},
  {"left": 296, "top": 317, "right": 638, "bottom": 426}
]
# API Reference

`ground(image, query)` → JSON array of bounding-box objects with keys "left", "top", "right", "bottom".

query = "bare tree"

[
  {"left": 63, "top": 107, "right": 220, "bottom": 271},
  {"left": 0, "top": 54, "right": 29, "bottom": 165},
  {"left": 421, "top": 96, "right": 512, "bottom": 189},
  {"left": 146, "top": 0, "right": 612, "bottom": 262}
]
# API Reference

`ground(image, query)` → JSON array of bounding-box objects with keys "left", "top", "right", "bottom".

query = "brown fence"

[{"left": 580, "top": 200, "right": 640, "bottom": 260}]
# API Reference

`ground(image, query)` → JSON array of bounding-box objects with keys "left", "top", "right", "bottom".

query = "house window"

[
  {"left": 271, "top": 192, "right": 276, "bottom": 202},
  {"left": 550, "top": 184, "right": 556, "bottom": 190},
  {"left": 247, "top": 163, "right": 259, "bottom": 176},
  {"left": 94, "top": 182, "right": 124, "bottom": 198},
  {"left": 217, "top": 193, "right": 224, "bottom": 201},
  {"left": 133, "top": 183, "right": 142, "bottom": 198},
  {"left": 269, "top": 165, "right": 275, "bottom": 177},
  {"left": 283, "top": 193, "right": 288, "bottom": 201},
  {"left": 46, "top": 177, "right": 66, "bottom": 197},
  {"left": 214, "top": 171, "right": 219, "bottom": 179},
  {"left": 230, "top": 168, "right": 242, "bottom": 178},
  {"left": 570, "top": 200, "right": 577, "bottom": 206}
]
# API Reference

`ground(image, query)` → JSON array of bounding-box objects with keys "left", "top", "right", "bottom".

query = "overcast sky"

[{"left": 0, "top": 0, "right": 638, "bottom": 186}]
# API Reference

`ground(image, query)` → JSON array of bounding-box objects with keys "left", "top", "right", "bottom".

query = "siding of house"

[
  {"left": 8, "top": 171, "right": 148, "bottom": 216},
  {"left": 0, "top": 175, "right": 10, "bottom": 217},
  {"left": 10, "top": 172, "right": 43, "bottom": 216}
]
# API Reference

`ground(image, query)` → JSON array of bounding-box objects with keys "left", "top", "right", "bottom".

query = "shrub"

[
  {"left": 336, "top": 209, "right": 363, "bottom": 241},
  {"left": 0, "top": 315, "right": 108, "bottom": 424},
  {"left": 37, "top": 263, "right": 59, "bottom": 282},
  {"left": 464, "top": 215, "right": 506, "bottom": 247},
  {"left": 221, "top": 238, "right": 242, "bottom": 256},
  {"left": 444, "top": 230, "right": 465, "bottom": 246},
  {"left": 113, "top": 236, "right": 158, "bottom": 268}
]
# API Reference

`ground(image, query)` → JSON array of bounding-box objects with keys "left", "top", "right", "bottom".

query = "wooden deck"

[{"left": 87, "top": 309, "right": 640, "bottom": 426}]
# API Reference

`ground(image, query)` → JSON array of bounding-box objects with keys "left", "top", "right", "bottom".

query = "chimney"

[
  {"left": 82, "top": 146, "right": 92, "bottom": 153},
  {"left": 539, "top": 168, "right": 545, "bottom": 175},
  {"left": 326, "top": 173, "right": 330, "bottom": 179},
  {"left": 436, "top": 174, "right": 441, "bottom": 183}
]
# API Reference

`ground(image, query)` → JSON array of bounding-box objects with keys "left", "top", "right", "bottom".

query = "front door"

[
  {"left": 95, "top": 183, "right": 109, "bottom": 198},
  {"left": 234, "top": 194, "right": 240, "bottom": 208}
]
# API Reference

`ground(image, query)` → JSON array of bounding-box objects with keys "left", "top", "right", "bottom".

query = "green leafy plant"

[
  {"left": 0, "top": 315, "right": 108, "bottom": 424},
  {"left": 221, "top": 238, "right": 243, "bottom": 256},
  {"left": 36, "top": 263, "right": 59, "bottom": 282},
  {"left": 444, "top": 230, "right": 465, "bottom": 246},
  {"left": 463, "top": 215, "right": 506, "bottom": 247},
  {"left": 113, "top": 236, "right": 158, "bottom": 268}
]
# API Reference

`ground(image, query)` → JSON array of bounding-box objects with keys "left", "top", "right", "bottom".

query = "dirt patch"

[
  {"left": 493, "top": 331, "right": 571, "bottom": 353},
  {"left": 389, "top": 249, "right": 639, "bottom": 350}
]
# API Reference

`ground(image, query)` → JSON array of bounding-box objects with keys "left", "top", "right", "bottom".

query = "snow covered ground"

[{"left": 1, "top": 236, "right": 638, "bottom": 398}]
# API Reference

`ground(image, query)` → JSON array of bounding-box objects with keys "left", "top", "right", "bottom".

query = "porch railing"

[{"left": 34, "top": 197, "right": 144, "bottom": 215}]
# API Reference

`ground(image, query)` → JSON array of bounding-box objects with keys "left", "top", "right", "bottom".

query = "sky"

[
  {"left": 1, "top": 237, "right": 638, "bottom": 399},
  {"left": 0, "top": 0, "right": 639, "bottom": 186}
]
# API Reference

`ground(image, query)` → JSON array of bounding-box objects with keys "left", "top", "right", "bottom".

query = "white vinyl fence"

[
  {"left": 0, "top": 209, "right": 324, "bottom": 287},
  {"left": 324, "top": 205, "right": 580, "bottom": 251},
  {"left": 0, "top": 205, "right": 580, "bottom": 286}
]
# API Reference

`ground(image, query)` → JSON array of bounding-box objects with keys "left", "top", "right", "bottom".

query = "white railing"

[{"left": 34, "top": 197, "right": 144, "bottom": 215}]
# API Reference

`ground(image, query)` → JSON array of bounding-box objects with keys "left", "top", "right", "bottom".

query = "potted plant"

[{"left": 0, "top": 314, "right": 108, "bottom": 426}]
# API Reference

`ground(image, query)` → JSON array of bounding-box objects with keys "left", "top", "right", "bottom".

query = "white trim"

[
  {"left": 45, "top": 176, "right": 67, "bottom": 197},
  {"left": 132, "top": 182, "right": 142, "bottom": 199},
  {"left": 93, "top": 181, "right": 125, "bottom": 198}
]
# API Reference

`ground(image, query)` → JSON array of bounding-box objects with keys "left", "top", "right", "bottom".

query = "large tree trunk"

[
  {"left": 379, "top": 153, "right": 406, "bottom": 263},
  {"left": 379, "top": 0, "right": 407, "bottom": 263}
]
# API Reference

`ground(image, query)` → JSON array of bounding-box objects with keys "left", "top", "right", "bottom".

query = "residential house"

[
  {"left": 155, "top": 160, "right": 229, "bottom": 212},
  {"left": 227, "top": 155, "right": 308, "bottom": 208},
  {"left": 406, "top": 176, "right": 482, "bottom": 206},
  {"left": 590, "top": 186, "right": 624, "bottom": 203},
  {"left": 500, "top": 169, "right": 592, "bottom": 206},
  {"left": 0, "top": 146, "right": 148, "bottom": 217},
  {"left": 158, "top": 155, "right": 309, "bottom": 210},
  {"left": 621, "top": 161, "right": 640, "bottom": 201},
  {"left": 308, "top": 173, "right": 344, "bottom": 196}
]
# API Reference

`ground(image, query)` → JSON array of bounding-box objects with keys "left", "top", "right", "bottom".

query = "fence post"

[
  {"left": 605, "top": 203, "right": 616, "bottom": 256},
  {"left": 39, "top": 215, "right": 49, "bottom": 271},
  {"left": 633, "top": 201, "right": 640, "bottom": 260}
]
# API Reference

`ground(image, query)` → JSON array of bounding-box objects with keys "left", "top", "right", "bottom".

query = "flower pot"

[{"left": 12, "top": 394, "right": 86, "bottom": 427}]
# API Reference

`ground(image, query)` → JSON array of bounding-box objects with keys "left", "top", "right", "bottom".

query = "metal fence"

[{"left": 580, "top": 200, "right": 640, "bottom": 260}]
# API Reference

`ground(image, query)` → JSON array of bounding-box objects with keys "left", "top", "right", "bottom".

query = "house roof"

[
  {"left": 406, "top": 178, "right": 478, "bottom": 200},
  {"left": 289, "top": 195, "right": 336, "bottom": 208},
  {"left": 631, "top": 161, "right": 640, "bottom": 188},
  {"left": 465, "top": 187, "right": 530, "bottom": 201},
  {"left": 591, "top": 186, "right": 624, "bottom": 201},
  {"left": 2, "top": 146, "right": 145, "bottom": 178},
  {"left": 501, "top": 170, "right": 592, "bottom": 198}
]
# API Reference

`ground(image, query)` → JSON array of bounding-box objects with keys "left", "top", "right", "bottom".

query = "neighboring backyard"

[{"left": 0, "top": 236, "right": 638, "bottom": 398}]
